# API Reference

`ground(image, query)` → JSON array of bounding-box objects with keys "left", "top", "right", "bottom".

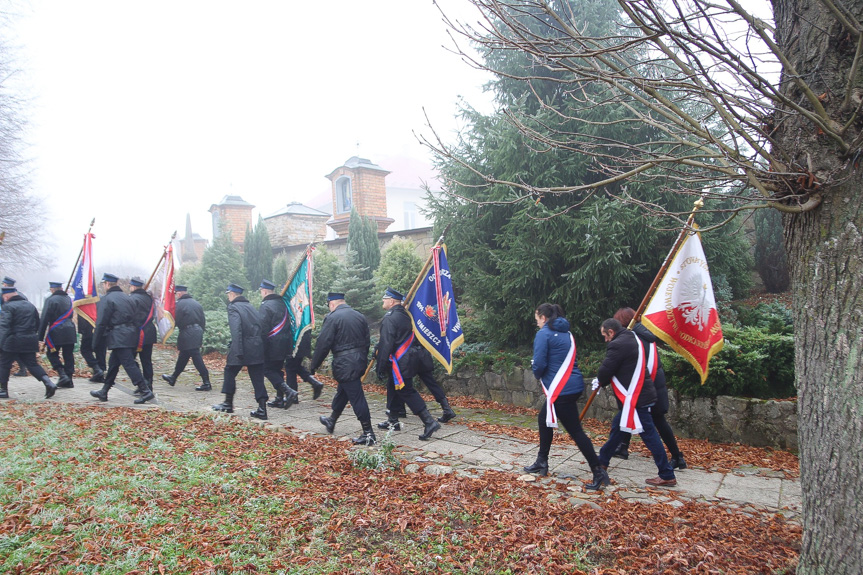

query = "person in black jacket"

[
  {"left": 2, "top": 276, "right": 29, "bottom": 378},
  {"left": 161, "top": 286, "right": 211, "bottom": 391},
  {"left": 38, "top": 281, "right": 78, "bottom": 388},
  {"left": 375, "top": 287, "right": 440, "bottom": 441},
  {"left": 381, "top": 345, "right": 457, "bottom": 429},
  {"left": 610, "top": 307, "right": 686, "bottom": 470},
  {"left": 279, "top": 330, "right": 324, "bottom": 404},
  {"left": 0, "top": 286, "right": 57, "bottom": 399},
  {"left": 129, "top": 277, "right": 157, "bottom": 393},
  {"left": 258, "top": 279, "right": 298, "bottom": 409},
  {"left": 213, "top": 284, "right": 269, "bottom": 419},
  {"left": 590, "top": 318, "right": 676, "bottom": 488},
  {"left": 90, "top": 273, "right": 154, "bottom": 404},
  {"left": 310, "top": 293, "right": 375, "bottom": 445},
  {"left": 78, "top": 299, "right": 106, "bottom": 383}
]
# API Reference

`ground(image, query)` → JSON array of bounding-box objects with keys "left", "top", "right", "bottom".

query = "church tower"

[{"left": 325, "top": 157, "right": 394, "bottom": 238}]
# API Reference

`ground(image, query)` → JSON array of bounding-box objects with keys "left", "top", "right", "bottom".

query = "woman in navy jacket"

[{"left": 524, "top": 303, "right": 609, "bottom": 490}]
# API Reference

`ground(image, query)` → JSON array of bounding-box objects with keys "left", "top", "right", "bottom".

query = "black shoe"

[
  {"left": 134, "top": 390, "right": 155, "bottom": 404},
  {"left": 283, "top": 388, "right": 299, "bottom": 409},
  {"left": 353, "top": 421, "right": 376, "bottom": 446},
  {"left": 671, "top": 454, "right": 687, "bottom": 470},
  {"left": 250, "top": 405, "right": 268, "bottom": 420},
  {"left": 524, "top": 458, "right": 549, "bottom": 476},
  {"left": 377, "top": 419, "right": 401, "bottom": 431},
  {"left": 309, "top": 376, "right": 324, "bottom": 400},
  {"left": 42, "top": 376, "right": 57, "bottom": 399},
  {"left": 612, "top": 445, "right": 629, "bottom": 460},
  {"left": 89, "top": 370, "right": 105, "bottom": 383},
  {"left": 57, "top": 375, "right": 74, "bottom": 388},
  {"left": 320, "top": 415, "right": 336, "bottom": 434},
  {"left": 417, "top": 409, "right": 441, "bottom": 441},
  {"left": 585, "top": 466, "right": 610, "bottom": 490},
  {"left": 212, "top": 402, "right": 234, "bottom": 413},
  {"left": 13, "top": 368, "right": 27, "bottom": 377},
  {"left": 161, "top": 374, "right": 176, "bottom": 387},
  {"left": 195, "top": 383, "right": 212, "bottom": 392},
  {"left": 438, "top": 408, "right": 457, "bottom": 423},
  {"left": 90, "top": 388, "right": 109, "bottom": 402},
  {"left": 267, "top": 396, "right": 286, "bottom": 408},
  {"left": 0, "top": 388, "right": 8, "bottom": 399}
]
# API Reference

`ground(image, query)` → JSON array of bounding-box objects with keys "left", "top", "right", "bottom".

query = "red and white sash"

[
  {"left": 611, "top": 333, "right": 647, "bottom": 434},
  {"left": 542, "top": 333, "right": 576, "bottom": 428}
]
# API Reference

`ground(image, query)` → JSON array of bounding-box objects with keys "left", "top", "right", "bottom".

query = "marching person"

[
  {"left": 610, "top": 307, "right": 686, "bottom": 470},
  {"left": 277, "top": 330, "right": 324, "bottom": 404},
  {"left": 160, "top": 285, "right": 211, "bottom": 391},
  {"left": 522, "top": 303, "right": 608, "bottom": 489},
  {"left": 38, "top": 281, "right": 78, "bottom": 388},
  {"left": 90, "top": 273, "right": 154, "bottom": 404},
  {"left": 380, "top": 344, "right": 457, "bottom": 431},
  {"left": 258, "top": 279, "right": 298, "bottom": 409},
  {"left": 78, "top": 300, "right": 107, "bottom": 383},
  {"left": 0, "top": 285, "right": 57, "bottom": 399},
  {"left": 375, "top": 287, "right": 440, "bottom": 441},
  {"left": 310, "top": 292, "right": 375, "bottom": 445},
  {"left": 2, "top": 276, "right": 29, "bottom": 377},
  {"left": 591, "top": 318, "right": 676, "bottom": 488},
  {"left": 212, "top": 284, "right": 269, "bottom": 419},
  {"left": 129, "top": 277, "right": 157, "bottom": 393}
]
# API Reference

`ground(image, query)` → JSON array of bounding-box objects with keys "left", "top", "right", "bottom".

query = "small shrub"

[
  {"left": 348, "top": 432, "right": 399, "bottom": 471},
  {"left": 201, "top": 310, "right": 231, "bottom": 354}
]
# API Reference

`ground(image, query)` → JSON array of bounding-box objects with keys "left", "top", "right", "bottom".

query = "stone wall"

[
  {"left": 275, "top": 227, "right": 435, "bottom": 267},
  {"left": 433, "top": 367, "right": 798, "bottom": 451}
]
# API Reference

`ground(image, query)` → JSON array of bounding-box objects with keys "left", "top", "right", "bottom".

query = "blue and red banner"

[
  {"left": 407, "top": 245, "right": 464, "bottom": 373},
  {"left": 72, "top": 233, "right": 99, "bottom": 327}
]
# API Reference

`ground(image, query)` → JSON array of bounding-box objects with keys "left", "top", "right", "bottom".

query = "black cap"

[
  {"left": 259, "top": 279, "right": 276, "bottom": 290},
  {"left": 101, "top": 273, "right": 119, "bottom": 283},
  {"left": 226, "top": 283, "right": 245, "bottom": 294},
  {"left": 327, "top": 292, "right": 345, "bottom": 301},
  {"left": 383, "top": 287, "right": 405, "bottom": 301}
]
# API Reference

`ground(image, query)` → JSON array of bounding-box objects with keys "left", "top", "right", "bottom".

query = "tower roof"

[
  {"left": 209, "top": 195, "right": 255, "bottom": 212},
  {"left": 265, "top": 201, "right": 331, "bottom": 219}
]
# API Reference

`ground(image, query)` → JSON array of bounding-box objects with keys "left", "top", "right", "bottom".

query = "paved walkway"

[{"left": 5, "top": 353, "right": 801, "bottom": 523}]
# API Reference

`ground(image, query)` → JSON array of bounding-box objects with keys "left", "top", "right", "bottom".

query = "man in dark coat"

[
  {"left": 258, "top": 279, "right": 299, "bottom": 409},
  {"left": 78, "top": 298, "right": 106, "bottom": 382},
  {"left": 129, "top": 277, "right": 157, "bottom": 392},
  {"left": 161, "top": 285, "right": 211, "bottom": 391},
  {"left": 382, "top": 345, "right": 457, "bottom": 427},
  {"left": 282, "top": 330, "right": 324, "bottom": 401},
  {"left": 213, "top": 284, "right": 269, "bottom": 419},
  {"left": 0, "top": 286, "right": 57, "bottom": 399},
  {"left": 375, "top": 287, "right": 440, "bottom": 441},
  {"left": 90, "top": 273, "right": 154, "bottom": 404},
  {"left": 38, "top": 281, "right": 78, "bottom": 388},
  {"left": 310, "top": 292, "right": 375, "bottom": 445},
  {"left": 589, "top": 318, "right": 676, "bottom": 488},
  {"left": 2, "top": 276, "right": 29, "bottom": 378}
]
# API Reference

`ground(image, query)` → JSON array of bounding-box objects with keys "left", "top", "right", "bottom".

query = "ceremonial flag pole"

[
  {"left": 281, "top": 244, "right": 316, "bottom": 355},
  {"left": 580, "top": 198, "right": 706, "bottom": 421},
  {"left": 69, "top": 219, "right": 100, "bottom": 327},
  {"left": 65, "top": 218, "right": 95, "bottom": 293},
  {"left": 144, "top": 231, "right": 177, "bottom": 290}
]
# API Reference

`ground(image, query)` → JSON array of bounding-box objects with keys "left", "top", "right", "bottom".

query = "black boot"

[
  {"left": 14, "top": 366, "right": 28, "bottom": 377},
  {"left": 320, "top": 414, "right": 337, "bottom": 434},
  {"left": 42, "top": 375, "right": 57, "bottom": 399},
  {"left": 212, "top": 394, "right": 234, "bottom": 413},
  {"left": 438, "top": 398, "right": 457, "bottom": 423},
  {"left": 377, "top": 418, "right": 401, "bottom": 431},
  {"left": 613, "top": 442, "right": 630, "bottom": 460},
  {"left": 585, "top": 465, "right": 611, "bottom": 490},
  {"left": 386, "top": 407, "right": 407, "bottom": 419},
  {"left": 250, "top": 400, "right": 268, "bottom": 420},
  {"left": 267, "top": 393, "right": 286, "bottom": 408},
  {"left": 524, "top": 456, "right": 549, "bottom": 476},
  {"left": 195, "top": 381, "right": 212, "bottom": 391},
  {"left": 417, "top": 409, "right": 441, "bottom": 441},
  {"left": 161, "top": 374, "right": 176, "bottom": 387},
  {"left": 352, "top": 421, "right": 377, "bottom": 446},
  {"left": 0, "top": 382, "right": 8, "bottom": 399},
  {"left": 89, "top": 367, "right": 105, "bottom": 383},
  {"left": 56, "top": 374, "right": 74, "bottom": 388},
  {"left": 307, "top": 375, "right": 324, "bottom": 400},
  {"left": 133, "top": 381, "right": 155, "bottom": 404},
  {"left": 90, "top": 382, "right": 112, "bottom": 402},
  {"left": 670, "top": 453, "right": 687, "bottom": 470},
  {"left": 281, "top": 384, "right": 299, "bottom": 408}
]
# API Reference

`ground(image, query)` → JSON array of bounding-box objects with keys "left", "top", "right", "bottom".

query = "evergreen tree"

[
  {"left": 374, "top": 238, "right": 424, "bottom": 297},
  {"left": 244, "top": 216, "right": 273, "bottom": 288},
  {"left": 189, "top": 227, "right": 246, "bottom": 312},
  {"left": 347, "top": 208, "right": 381, "bottom": 281},
  {"left": 311, "top": 247, "right": 344, "bottom": 321},
  {"left": 272, "top": 254, "right": 288, "bottom": 290},
  {"left": 754, "top": 209, "right": 790, "bottom": 293},
  {"left": 334, "top": 249, "right": 380, "bottom": 319}
]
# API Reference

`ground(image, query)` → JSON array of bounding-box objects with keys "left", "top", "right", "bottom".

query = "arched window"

[{"left": 336, "top": 177, "right": 352, "bottom": 214}]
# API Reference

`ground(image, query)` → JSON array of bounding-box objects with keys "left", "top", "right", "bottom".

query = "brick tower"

[
  {"left": 209, "top": 195, "right": 255, "bottom": 251},
  {"left": 325, "top": 157, "right": 394, "bottom": 238}
]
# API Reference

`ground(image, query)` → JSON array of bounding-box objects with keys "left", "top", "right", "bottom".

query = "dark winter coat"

[
  {"left": 0, "top": 295, "right": 41, "bottom": 353},
  {"left": 376, "top": 304, "right": 416, "bottom": 378},
  {"left": 93, "top": 286, "right": 138, "bottom": 350},
  {"left": 310, "top": 303, "right": 370, "bottom": 383},
  {"left": 130, "top": 288, "right": 158, "bottom": 347},
  {"left": 259, "top": 293, "right": 292, "bottom": 361},
  {"left": 631, "top": 322, "right": 669, "bottom": 414},
  {"left": 174, "top": 294, "right": 206, "bottom": 351},
  {"left": 38, "top": 290, "right": 78, "bottom": 347},
  {"left": 597, "top": 328, "right": 657, "bottom": 409},
  {"left": 532, "top": 317, "right": 584, "bottom": 396},
  {"left": 226, "top": 296, "right": 264, "bottom": 366}
]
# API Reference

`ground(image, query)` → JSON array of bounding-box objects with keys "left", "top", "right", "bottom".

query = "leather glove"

[{"left": 591, "top": 378, "right": 600, "bottom": 393}]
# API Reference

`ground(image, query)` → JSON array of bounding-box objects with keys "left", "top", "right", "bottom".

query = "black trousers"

[
  {"left": 221, "top": 363, "right": 268, "bottom": 404},
  {"left": 104, "top": 347, "right": 145, "bottom": 387},
  {"left": 537, "top": 393, "right": 600, "bottom": 468},
  {"left": 330, "top": 377, "right": 371, "bottom": 423},
  {"left": 134, "top": 344, "right": 153, "bottom": 384},
  {"left": 47, "top": 344, "right": 75, "bottom": 378},
  {"left": 0, "top": 351, "right": 48, "bottom": 385},
  {"left": 616, "top": 409, "right": 682, "bottom": 459},
  {"left": 285, "top": 354, "right": 312, "bottom": 392},
  {"left": 385, "top": 372, "right": 427, "bottom": 415},
  {"left": 80, "top": 334, "right": 107, "bottom": 371},
  {"left": 388, "top": 365, "right": 448, "bottom": 414},
  {"left": 263, "top": 359, "right": 286, "bottom": 392},
  {"left": 171, "top": 348, "right": 210, "bottom": 383}
]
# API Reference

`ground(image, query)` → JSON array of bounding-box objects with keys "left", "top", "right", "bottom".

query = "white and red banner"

[
  {"left": 156, "top": 243, "right": 176, "bottom": 343},
  {"left": 641, "top": 228, "right": 724, "bottom": 384}
]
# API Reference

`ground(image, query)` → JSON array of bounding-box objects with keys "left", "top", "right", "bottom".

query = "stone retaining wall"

[{"left": 431, "top": 367, "right": 798, "bottom": 451}]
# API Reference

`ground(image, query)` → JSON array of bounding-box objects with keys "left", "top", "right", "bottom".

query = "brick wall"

[{"left": 265, "top": 214, "right": 329, "bottom": 250}]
